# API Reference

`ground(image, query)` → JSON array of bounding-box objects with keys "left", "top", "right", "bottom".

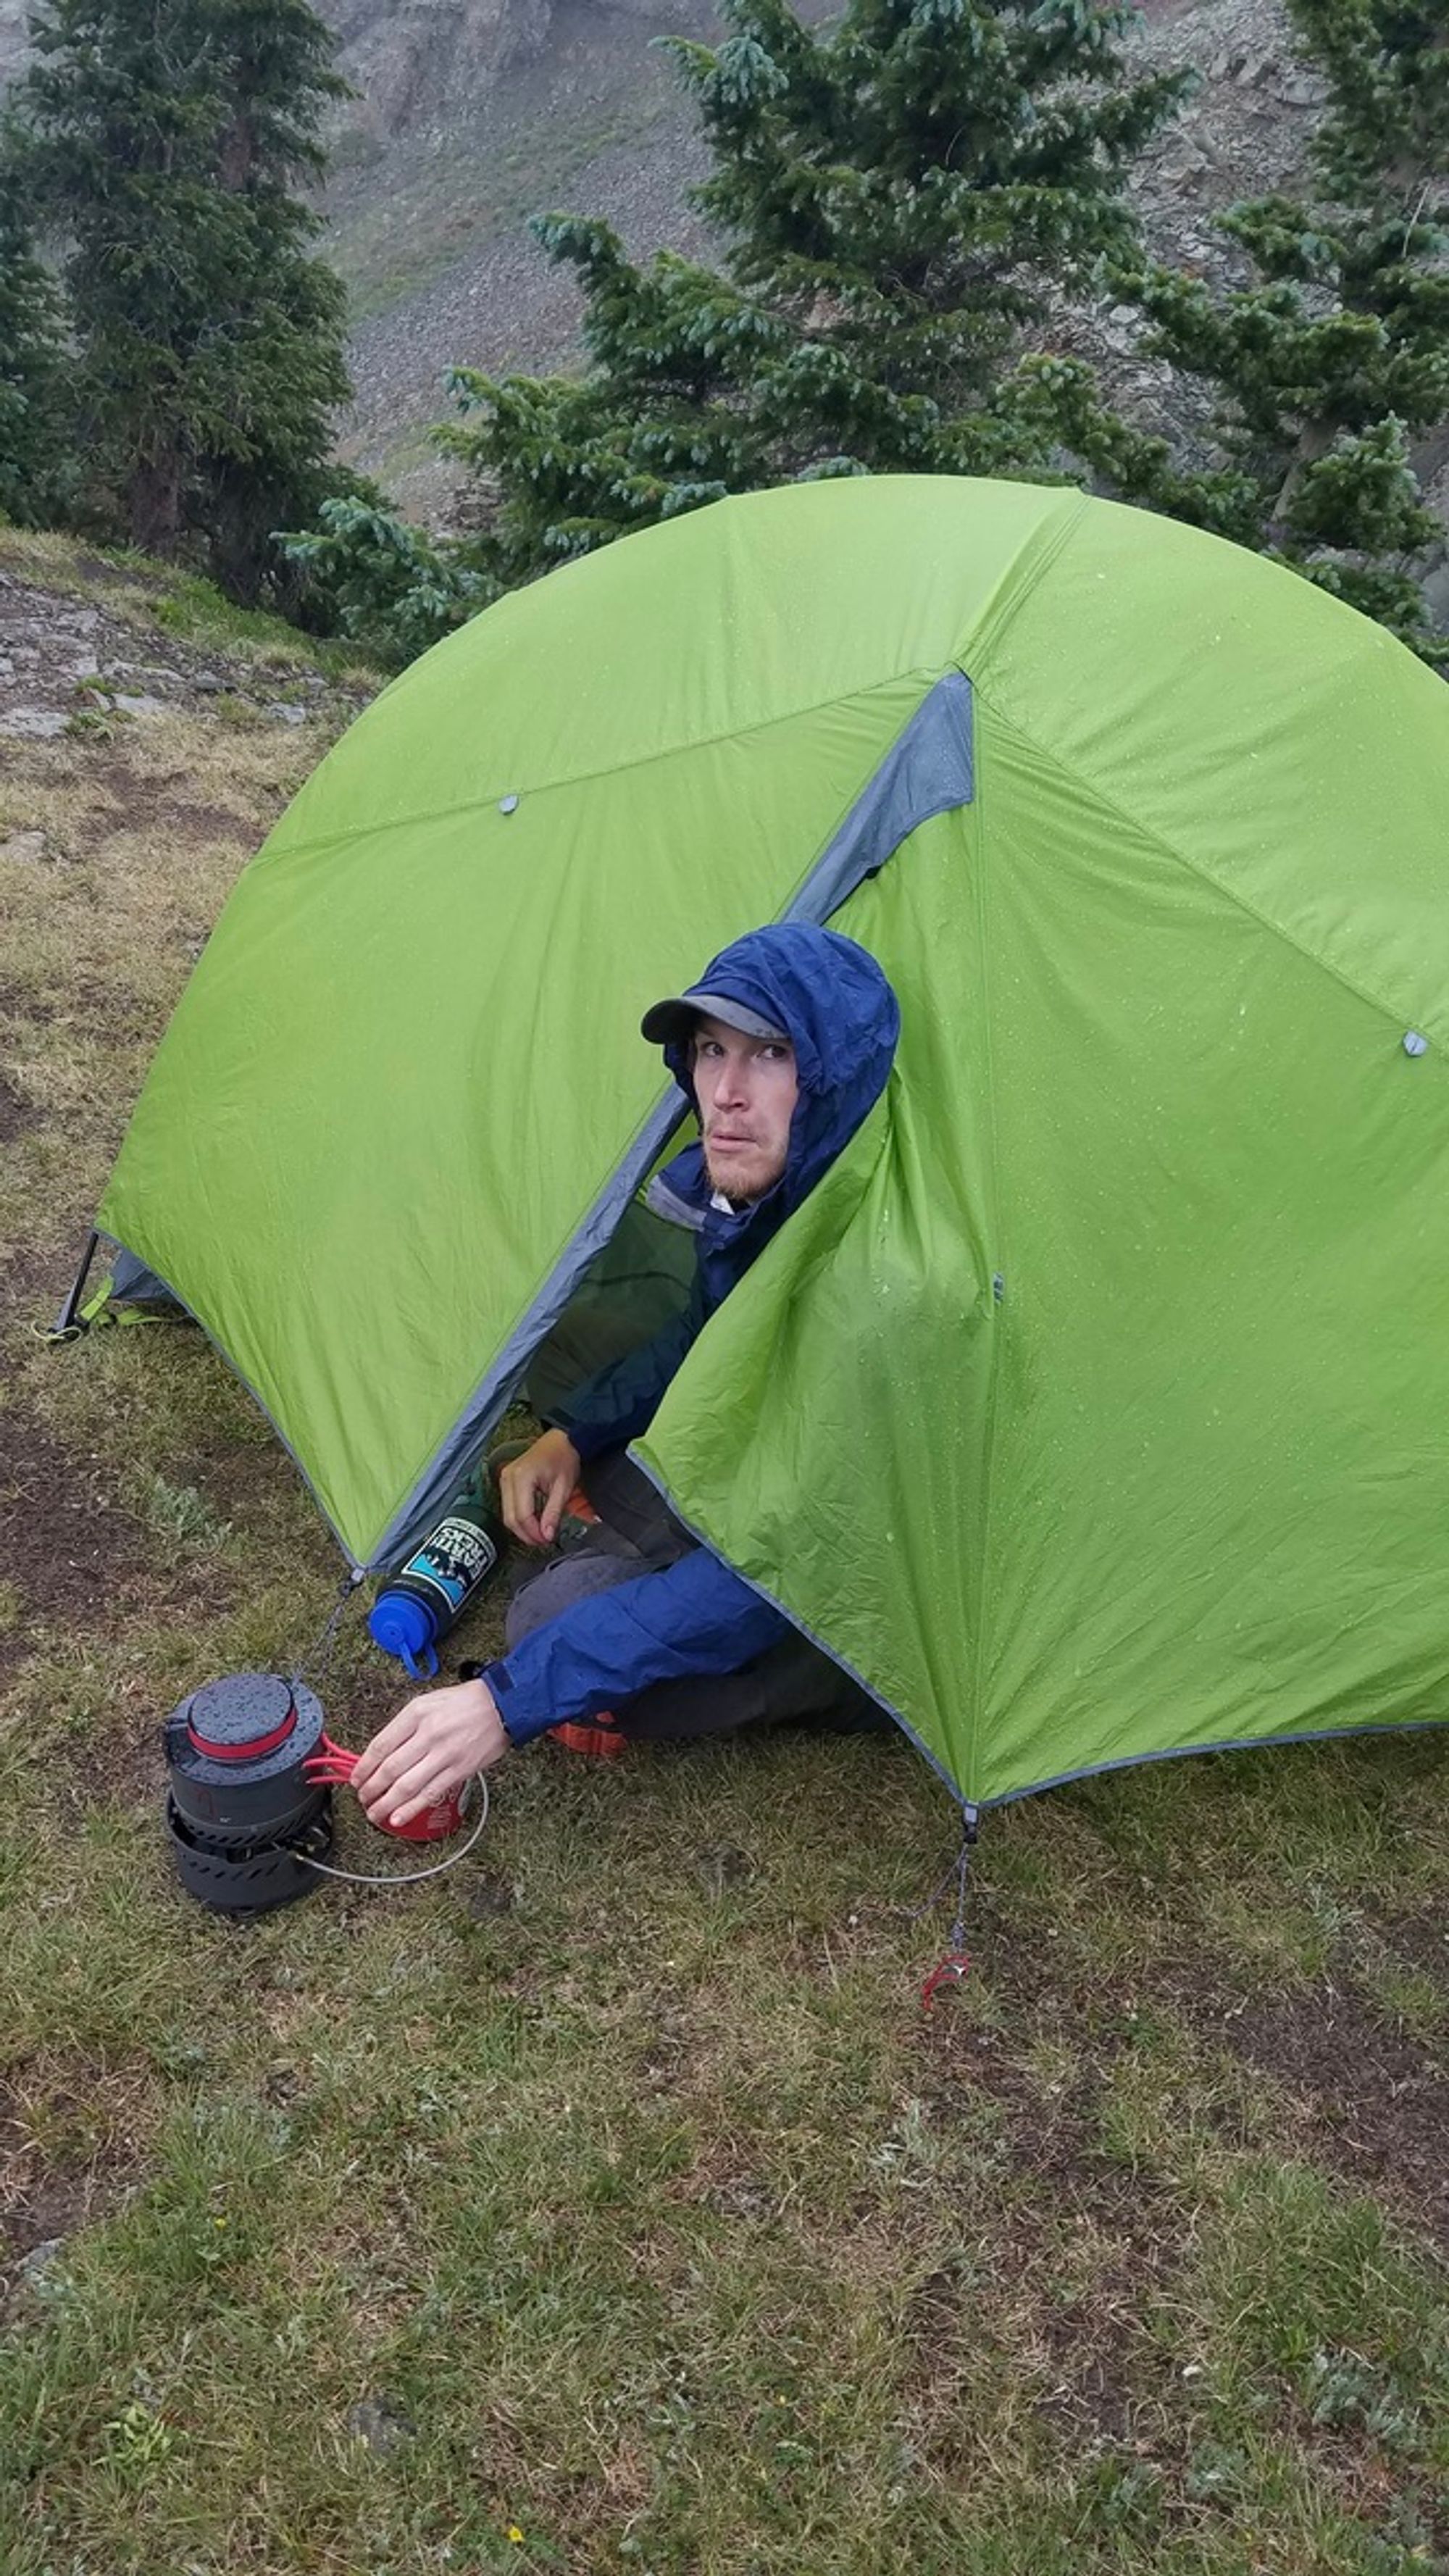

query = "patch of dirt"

[
  {"left": 172, "top": 1427, "right": 300, "bottom": 1515},
  {"left": 0, "top": 1249, "right": 75, "bottom": 1357},
  {"left": 325, "top": 1635, "right": 428, "bottom": 1744},
  {"left": 0, "top": 2151, "right": 91, "bottom": 2283},
  {"left": 0, "top": 1069, "right": 39, "bottom": 1141},
  {"left": 71, "top": 554, "right": 156, "bottom": 593},
  {"left": 97, "top": 773, "right": 288, "bottom": 844},
  {"left": 693, "top": 2169, "right": 777, "bottom": 2224},
  {"left": 0, "top": 1399, "right": 146, "bottom": 1586},
  {"left": 153, "top": 798, "right": 261, "bottom": 850},
  {"left": 0, "top": 2064, "right": 147, "bottom": 2291},
  {"left": 99, "top": 1730, "right": 168, "bottom": 1820},
  {"left": 899, "top": 1917, "right": 1179, "bottom": 2454},
  {"left": 60, "top": 968, "right": 154, "bottom": 1032},
  {"left": 1368, "top": 1907, "right": 1449, "bottom": 1992},
  {"left": 956, "top": 1882, "right": 1449, "bottom": 2223},
  {"left": 0, "top": 1396, "right": 298, "bottom": 1804},
  {"left": 895, "top": 1887, "right": 1445, "bottom": 2469},
  {"left": 1216, "top": 1981, "right": 1449, "bottom": 2244},
  {"left": 690, "top": 1841, "right": 754, "bottom": 1895},
  {"left": 944, "top": 2024, "right": 1167, "bottom": 2416},
  {"left": 0, "top": 1400, "right": 157, "bottom": 1685},
  {"left": 948, "top": 1894, "right": 1449, "bottom": 2254},
  {"left": 88, "top": 789, "right": 171, "bottom": 841},
  {"left": 0, "top": 980, "right": 57, "bottom": 1026},
  {"left": 0, "top": 1242, "right": 60, "bottom": 1301},
  {"left": 462, "top": 1865, "right": 519, "bottom": 1920}
]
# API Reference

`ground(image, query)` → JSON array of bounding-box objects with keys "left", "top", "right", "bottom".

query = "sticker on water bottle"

[{"left": 404, "top": 1517, "right": 498, "bottom": 1614}]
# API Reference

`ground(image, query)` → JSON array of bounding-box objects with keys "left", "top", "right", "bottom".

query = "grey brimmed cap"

[{"left": 640, "top": 986, "right": 790, "bottom": 1047}]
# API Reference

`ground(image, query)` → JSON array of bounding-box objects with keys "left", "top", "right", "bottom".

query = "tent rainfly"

[{"left": 80, "top": 477, "right": 1449, "bottom": 1811}]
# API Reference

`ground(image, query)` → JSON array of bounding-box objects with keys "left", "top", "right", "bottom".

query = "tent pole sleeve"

[{"left": 53, "top": 1230, "right": 100, "bottom": 1338}]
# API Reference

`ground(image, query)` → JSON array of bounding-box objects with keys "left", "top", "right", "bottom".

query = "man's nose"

[{"left": 714, "top": 1055, "right": 752, "bottom": 1107}]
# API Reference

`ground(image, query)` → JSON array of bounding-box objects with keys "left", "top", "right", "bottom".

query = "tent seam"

[
  {"left": 954, "top": 488, "right": 1090, "bottom": 672},
  {"left": 965, "top": 767, "right": 1003, "bottom": 1809},
  {"left": 259, "top": 668, "right": 951, "bottom": 870},
  {"left": 979, "top": 688, "right": 1446, "bottom": 1043}
]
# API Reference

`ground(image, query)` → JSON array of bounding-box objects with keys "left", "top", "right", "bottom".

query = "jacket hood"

[{"left": 656, "top": 922, "right": 900, "bottom": 1295}]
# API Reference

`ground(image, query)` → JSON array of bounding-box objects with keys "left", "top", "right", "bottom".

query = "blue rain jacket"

[{"left": 483, "top": 923, "right": 900, "bottom": 1743}]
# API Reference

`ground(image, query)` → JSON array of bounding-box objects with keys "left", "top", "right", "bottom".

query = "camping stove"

[{"left": 163, "top": 1673, "right": 333, "bottom": 1914}]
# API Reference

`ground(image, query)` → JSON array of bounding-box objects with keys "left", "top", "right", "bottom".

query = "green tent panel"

[{"left": 96, "top": 476, "right": 1449, "bottom": 1809}]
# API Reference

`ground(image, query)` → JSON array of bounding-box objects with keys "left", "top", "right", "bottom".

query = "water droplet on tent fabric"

[
  {"left": 498, "top": 793, "right": 519, "bottom": 815},
  {"left": 1403, "top": 1030, "right": 1429, "bottom": 1057}
]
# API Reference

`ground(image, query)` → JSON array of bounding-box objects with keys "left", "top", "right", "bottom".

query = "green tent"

[{"left": 92, "top": 476, "right": 1449, "bottom": 1809}]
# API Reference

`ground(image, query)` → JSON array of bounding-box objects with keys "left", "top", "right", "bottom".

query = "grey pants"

[{"left": 504, "top": 1449, "right": 888, "bottom": 1742}]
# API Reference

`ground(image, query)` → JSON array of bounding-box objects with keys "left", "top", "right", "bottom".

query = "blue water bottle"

[{"left": 368, "top": 1508, "right": 502, "bottom": 1679}]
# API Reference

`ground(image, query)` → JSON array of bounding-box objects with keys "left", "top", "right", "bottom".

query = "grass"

[{"left": 1, "top": 544, "right": 1448, "bottom": 2572}]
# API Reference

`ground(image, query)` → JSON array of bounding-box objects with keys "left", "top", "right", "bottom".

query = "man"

[{"left": 354, "top": 921, "right": 900, "bottom": 1832}]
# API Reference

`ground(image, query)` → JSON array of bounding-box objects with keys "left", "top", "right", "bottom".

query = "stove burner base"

[{"left": 165, "top": 1793, "right": 333, "bottom": 1915}]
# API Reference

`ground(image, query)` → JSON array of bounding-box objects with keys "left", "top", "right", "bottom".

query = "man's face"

[{"left": 692, "top": 1014, "right": 798, "bottom": 1203}]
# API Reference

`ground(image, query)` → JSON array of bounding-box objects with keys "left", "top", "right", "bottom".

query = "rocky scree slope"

[
  {"left": 2, "top": 0, "right": 1445, "bottom": 564},
  {"left": 0, "top": 550, "right": 372, "bottom": 749},
  {"left": 322, "top": 0, "right": 1342, "bottom": 517}
]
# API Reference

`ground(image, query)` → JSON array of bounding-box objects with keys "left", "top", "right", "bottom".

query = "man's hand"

[
  {"left": 352, "top": 1677, "right": 511, "bottom": 1829},
  {"left": 499, "top": 1427, "right": 582, "bottom": 1547}
]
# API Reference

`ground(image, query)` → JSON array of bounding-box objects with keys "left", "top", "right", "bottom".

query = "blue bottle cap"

[{"left": 368, "top": 1589, "right": 440, "bottom": 1680}]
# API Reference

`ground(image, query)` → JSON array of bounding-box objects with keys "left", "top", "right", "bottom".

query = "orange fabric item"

[
  {"left": 548, "top": 1718, "right": 627, "bottom": 1759},
  {"left": 543, "top": 1490, "right": 624, "bottom": 1746}
]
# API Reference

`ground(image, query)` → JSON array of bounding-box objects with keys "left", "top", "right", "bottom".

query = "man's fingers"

[
  {"left": 354, "top": 1677, "right": 506, "bottom": 1827},
  {"left": 351, "top": 1704, "right": 421, "bottom": 1794},
  {"left": 387, "top": 1779, "right": 448, "bottom": 1829},
  {"left": 380, "top": 1756, "right": 446, "bottom": 1821},
  {"left": 501, "top": 1433, "right": 582, "bottom": 1548},
  {"left": 358, "top": 1743, "right": 446, "bottom": 1819},
  {"left": 499, "top": 1462, "right": 535, "bottom": 1544},
  {"left": 499, "top": 1457, "right": 546, "bottom": 1541},
  {"left": 361, "top": 1732, "right": 438, "bottom": 1794},
  {"left": 502, "top": 1464, "right": 548, "bottom": 1547}
]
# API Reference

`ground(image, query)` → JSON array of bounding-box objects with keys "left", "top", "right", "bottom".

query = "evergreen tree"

[
  {"left": 438, "top": 0, "right": 1190, "bottom": 586},
  {"left": 1031, "top": 0, "right": 1449, "bottom": 651},
  {"left": 0, "top": 145, "right": 72, "bottom": 526},
  {"left": 13, "top": 0, "right": 352, "bottom": 599},
  {"left": 280, "top": 492, "right": 490, "bottom": 667}
]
